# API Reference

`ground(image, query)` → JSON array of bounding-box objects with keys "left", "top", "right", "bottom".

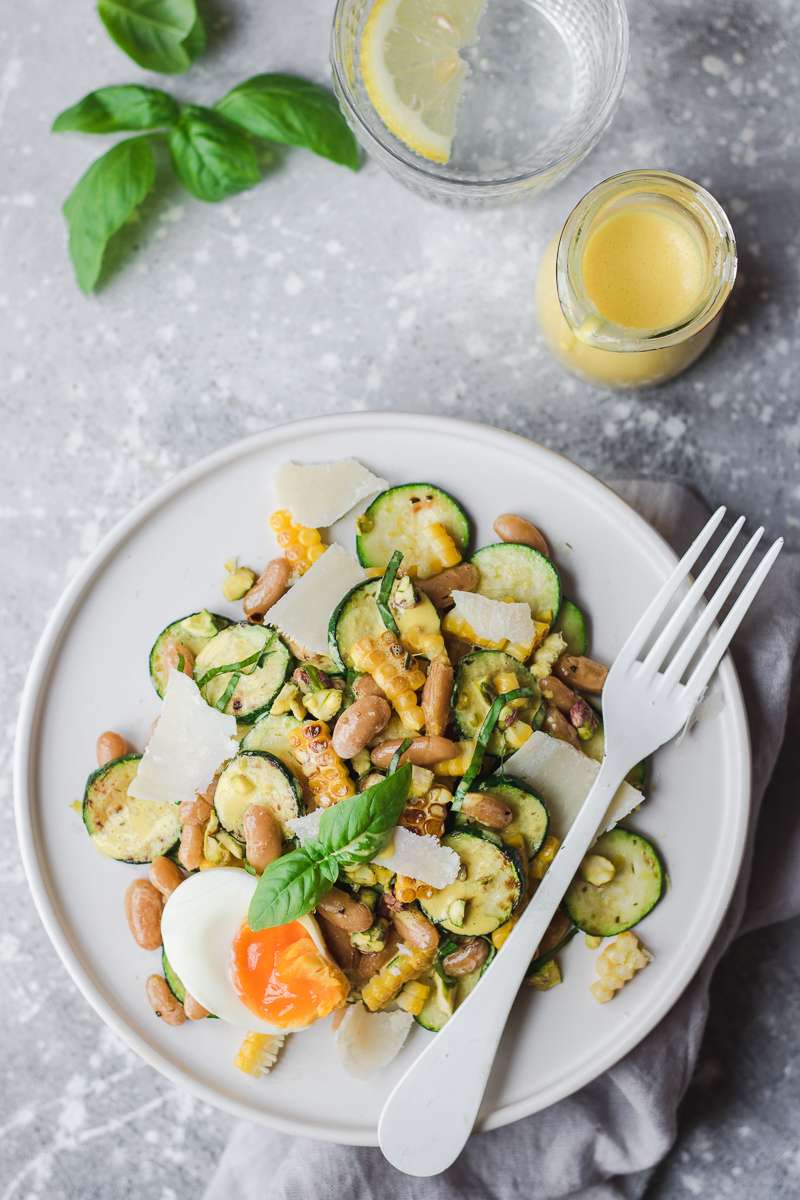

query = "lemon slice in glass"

[{"left": 360, "top": 0, "right": 487, "bottom": 164}]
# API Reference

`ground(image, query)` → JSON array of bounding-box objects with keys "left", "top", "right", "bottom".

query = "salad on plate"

[{"left": 81, "top": 459, "right": 665, "bottom": 1080}]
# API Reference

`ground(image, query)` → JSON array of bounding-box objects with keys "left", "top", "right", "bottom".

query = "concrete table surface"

[{"left": 1, "top": 0, "right": 798, "bottom": 1196}]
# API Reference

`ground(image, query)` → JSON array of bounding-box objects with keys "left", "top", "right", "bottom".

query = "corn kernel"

[
  {"left": 396, "top": 980, "right": 431, "bottom": 1016},
  {"left": 362, "top": 945, "right": 436, "bottom": 1011},
  {"left": 426, "top": 522, "right": 461, "bottom": 571},
  {"left": 434, "top": 740, "right": 476, "bottom": 777},
  {"left": 288, "top": 721, "right": 355, "bottom": 809},
  {"left": 590, "top": 932, "right": 651, "bottom": 1003},
  {"left": 584, "top": 934, "right": 603, "bottom": 950},
  {"left": 531, "top": 835, "right": 560, "bottom": 880},
  {"left": 269, "top": 510, "right": 326, "bottom": 575},
  {"left": 580, "top": 854, "right": 616, "bottom": 886},
  {"left": 504, "top": 720, "right": 533, "bottom": 750}
]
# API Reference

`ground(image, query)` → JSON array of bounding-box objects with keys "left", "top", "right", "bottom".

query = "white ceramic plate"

[{"left": 14, "top": 413, "right": 749, "bottom": 1145}]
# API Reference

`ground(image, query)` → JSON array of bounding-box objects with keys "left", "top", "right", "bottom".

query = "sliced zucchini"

[
  {"left": 194, "top": 623, "right": 291, "bottom": 724},
  {"left": 329, "top": 577, "right": 442, "bottom": 670},
  {"left": 241, "top": 712, "right": 301, "bottom": 771},
  {"left": 564, "top": 828, "right": 664, "bottom": 937},
  {"left": 83, "top": 755, "right": 181, "bottom": 863},
  {"left": 415, "top": 970, "right": 455, "bottom": 1032},
  {"left": 471, "top": 543, "right": 561, "bottom": 622},
  {"left": 421, "top": 830, "right": 523, "bottom": 936},
  {"left": 527, "top": 909, "right": 576, "bottom": 978},
  {"left": 478, "top": 776, "right": 548, "bottom": 859},
  {"left": 355, "top": 483, "right": 471, "bottom": 579},
  {"left": 552, "top": 599, "right": 587, "bottom": 656},
  {"left": 452, "top": 650, "right": 540, "bottom": 754},
  {"left": 214, "top": 751, "right": 302, "bottom": 839},
  {"left": 149, "top": 610, "right": 230, "bottom": 698}
]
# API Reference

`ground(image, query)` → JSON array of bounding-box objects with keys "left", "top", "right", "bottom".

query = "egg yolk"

[{"left": 230, "top": 921, "right": 349, "bottom": 1028}]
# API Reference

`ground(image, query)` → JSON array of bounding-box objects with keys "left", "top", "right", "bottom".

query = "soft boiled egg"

[{"left": 160, "top": 868, "right": 349, "bottom": 1033}]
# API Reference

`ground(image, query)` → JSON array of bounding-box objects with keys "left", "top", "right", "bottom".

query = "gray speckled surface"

[{"left": 2, "top": 0, "right": 799, "bottom": 1196}]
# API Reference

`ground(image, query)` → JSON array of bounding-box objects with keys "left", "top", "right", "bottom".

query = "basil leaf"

[
  {"left": 320, "top": 765, "right": 412, "bottom": 865},
  {"left": 53, "top": 85, "right": 178, "bottom": 134},
  {"left": 97, "top": 0, "right": 204, "bottom": 74},
  {"left": 248, "top": 843, "right": 340, "bottom": 931},
  {"left": 216, "top": 74, "right": 360, "bottom": 170},
  {"left": 168, "top": 106, "right": 261, "bottom": 203},
  {"left": 63, "top": 136, "right": 156, "bottom": 293}
]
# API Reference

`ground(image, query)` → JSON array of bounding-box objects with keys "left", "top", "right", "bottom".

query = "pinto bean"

[
  {"left": 96, "top": 730, "right": 130, "bottom": 766},
  {"left": 316, "top": 886, "right": 373, "bottom": 933},
  {"left": 554, "top": 655, "right": 608, "bottom": 694},
  {"left": 125, "top": 879, "right": 163, "bottom": 950},
  {"left": 441, "top": 937, "right": 489, "bottom": 977},
  {"left": 539, "top": 675, "right": 579, "bottom": 714},
  {"left": 370, "top": 736, "right": 458, "bottom": 769},
  {"left": 461, "top": 791, "right": 513, "bottom": 830},
  {"left": 421, "top": 657, "right": 453, "bottom": 738},
  {"left": 145, "top": 975, "right": 185, "bottom": 1025},
  {"left": 148, "top": 856, "right": 184, "bottom": 899},
  {"left": 352, "top": 673, "right": 384, "bottom": 700},
  {"left": 493, "top": 513, "right": 550, "bottom": 558},
  {"left": 543, "top": 705, "right": 581, "bottom": 749},
  {"left": 354, "top": 931, "right": 399, "bottom": 981},
  {"left": 178, "top": 795, "right": 212, "bottom": 826},
  {"left": 242, "top": 804, "right": 282, "bottom": 874},
  {"left": 318, "top": 913, "right": 360, "bottom": 972},
  {"left": 163, "top": 640, "right": 194, "bottom": 677},
  {"left": 391, "top": 907, "right": 439, "bottom": 954},
  {"left": 183, "top": 993, "right": 210, "bottom": 1021},
  {"left": 243, "top": 557, "right": 291, "bottom": 622},
  {"left": 178, "top": 822, "right": 204, "bottom": 871},
  {"left": 416, "top": 563, "right": 480, "bottom": 610},
  {"left": 332, "top": 695, "right": 391, "bottom": 759}
]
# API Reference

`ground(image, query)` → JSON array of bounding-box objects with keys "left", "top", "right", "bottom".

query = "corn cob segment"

[
  {"left": 288, "top": 721, "right": 355, "bottom": 809},
  {"left": 269, "top": 510, "right": 326, "bottom": 575},
  {"left": 350, "top": 631, "right": 426, "bottom": 730},
  {"left": 393, "top": 875, "right": 435, "bottom": 904},
  {"left": 234, "top": 1032, "right": 287, "bottom": 1076},
  {"left": 362, "top": 944, "right": 437, "bottom": 1012},
  {"left": 399, "top": 787, "right": 451, "bottom": 839}
]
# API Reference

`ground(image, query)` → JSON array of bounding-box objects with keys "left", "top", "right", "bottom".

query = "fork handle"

[{"left": 378, "top": 754, "right": 629, "bottom": 1177}]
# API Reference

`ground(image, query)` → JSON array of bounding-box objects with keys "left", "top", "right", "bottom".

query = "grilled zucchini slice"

[
  {"left": 83, "top": 755, "right": 181, "bottom": 863},
  {"left": 475, "top": 776, "right": 548, "bottom": 859},
  {"left": 552, "top": 598, "right": 587, "bottom": 656},
  {"left": 194, "top": 623, "right": 291, "bottom": 724},
  {"left": 328, "top": 577, "right": 441, "bottom": 670},
  {"left": 421, "top": 830, "right": 523, "bottom": 936},
  {"left": 452, "top": 650, "right": 540, "bottom": 754},
  {"left": 355, "top": 483, "right": 470, "bottom": 579},
  {"left": 564, "top": 828, "right": 664, "bottom": 936},
  {"left": 471, "top": 543, "right": 561, "bottom": 622},
  {"left": 214, "top": 751, "right": 302, "bottom": 840}
]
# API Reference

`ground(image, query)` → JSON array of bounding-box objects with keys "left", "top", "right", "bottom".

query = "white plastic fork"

[{"left": 378, "top": 507, "right": 783, "bottom": 1177}]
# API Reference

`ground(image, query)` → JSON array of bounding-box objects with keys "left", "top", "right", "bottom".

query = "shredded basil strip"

[
  {"left": 377, "top": 550, "right": 403, "bottom": 636},
  {"left": 388, "top": 737, "right": 413, "bottom": 775},
  {"left": 452, "top": 688, "right": 537, "bottom": 809}
]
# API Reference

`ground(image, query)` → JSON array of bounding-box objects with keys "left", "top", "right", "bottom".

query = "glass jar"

[{"left": 536, "top": 170, "right": 737, "bottom": 388}]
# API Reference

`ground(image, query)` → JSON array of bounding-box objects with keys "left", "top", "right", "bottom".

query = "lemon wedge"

[{"left": 360, "top": 0, "right": 487, "bottom": 164}]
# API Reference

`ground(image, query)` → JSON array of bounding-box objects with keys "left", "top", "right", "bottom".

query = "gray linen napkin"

[{"left": 204, "top": 481, "right": 800, "bottom": 1200}]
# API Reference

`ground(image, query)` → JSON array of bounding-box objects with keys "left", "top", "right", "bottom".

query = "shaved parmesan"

[
  {"left": 372, "top": 827, "right": 460, "bottom": 889},
  {"left": 265, "top": 543, "right": 365, "bottom": 656},
  {"left": 503, "top": 731, "right": 644, "bottom": 841},
  {"left": 286, "top": 809, "right": 323, "bottom": 844},
  {"left": 274, "top": 459, "right": 387, "bottom": 529},
  {"left": 335, "top": 1002, "right": 413, "bottom": 1079},
  {"left": 450, "top": 590, "right": 534, "bottom": 646},
  {"left": 128, "top": 670, "right": 237, "bottom": 806}
]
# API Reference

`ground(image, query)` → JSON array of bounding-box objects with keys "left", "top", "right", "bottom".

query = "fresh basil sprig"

[
  {"left": 63, "top": 136, "right": 156, "bottom": 294},
  {"left": 248, "top": 765, "right": 412, "bottom": 931},
  {"left": 216, "top": 74, "right": 360, "bottom": 171},
  {"left": 97, "top": 0, "right": 205, "bottom": 74}
]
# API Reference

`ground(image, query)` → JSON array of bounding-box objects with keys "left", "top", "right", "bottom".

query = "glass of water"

[{"left": 331, "top": 0, "right": 629, "bottom": 206}]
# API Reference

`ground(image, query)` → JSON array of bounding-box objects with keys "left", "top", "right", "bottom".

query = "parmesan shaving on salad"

[
  {"left": 449, "top": 590, "right": 535, "bottom": 647},
  {"left": 265, "top": 543, "right": 365, "bottom": 656},
  {"left": 274, "top": 459, "right": 387, "bottom": 528}
]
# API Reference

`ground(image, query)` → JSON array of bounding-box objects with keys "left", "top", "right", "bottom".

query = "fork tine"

[
  {"left": 614, "top": 506, "right": 727, "bottom": 670},
  {"left": 639, "top": 515, "right": 746, "bottom": 680},
  {"left": 682, "top": 536, "right": 784, "bottom": 706},
  {"left": 663, "top": 525, "right": 765, "bottom": 688}
]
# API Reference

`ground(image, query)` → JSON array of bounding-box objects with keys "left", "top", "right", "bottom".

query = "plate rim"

[{"left": 13, "top": 412, "right": 751, "bottom": 1145}]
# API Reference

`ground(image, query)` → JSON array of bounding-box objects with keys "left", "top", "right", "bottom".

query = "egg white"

[{"left": 160, "top": 867, "right": 334, "bottom": 1033}]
